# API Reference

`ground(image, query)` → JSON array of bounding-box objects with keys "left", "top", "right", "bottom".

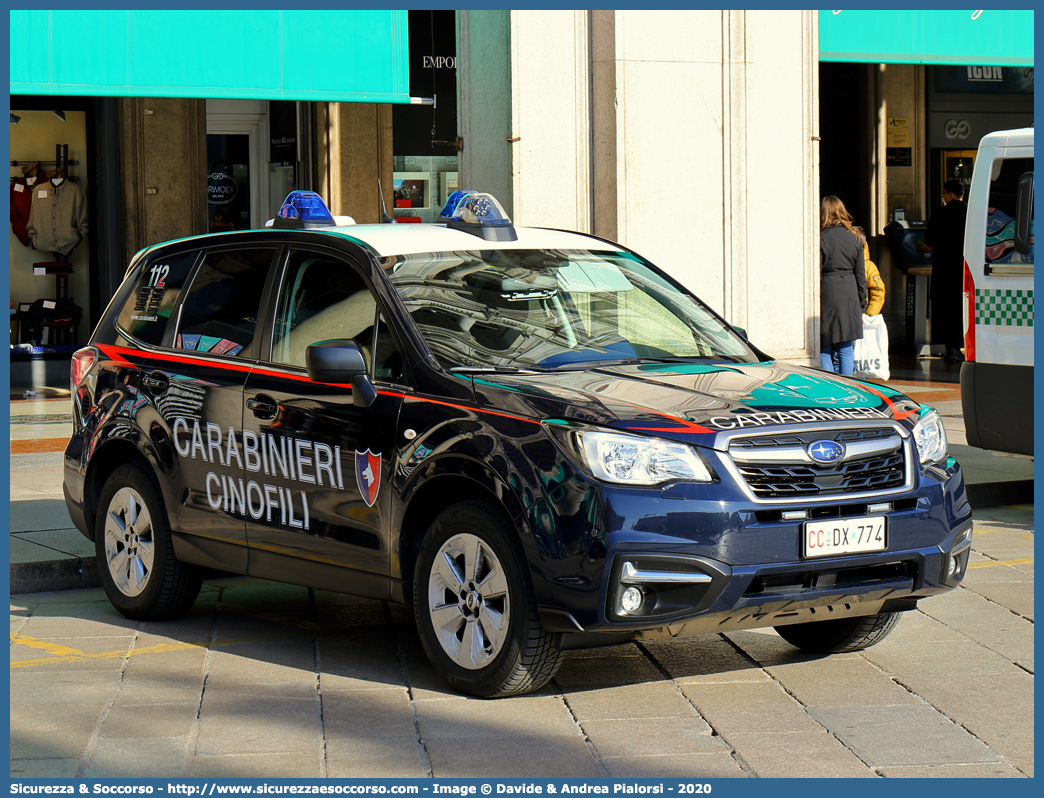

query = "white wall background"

[{"left": 458, "top": 10, "right": 819, "bottom": 363}]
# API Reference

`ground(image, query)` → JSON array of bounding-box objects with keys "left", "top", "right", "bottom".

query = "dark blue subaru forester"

[{"left": 63, "top": 191, "right": 973, "bottom": 696}]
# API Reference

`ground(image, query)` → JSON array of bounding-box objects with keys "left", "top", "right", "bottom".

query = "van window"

[
  {"left": 986, "top": 157, "right": 1034, "bottom": 267},
  {"left": 115, "top": 251, "right": 200, "bottom": 346}
]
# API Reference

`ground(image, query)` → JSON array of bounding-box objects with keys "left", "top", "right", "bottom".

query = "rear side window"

[
  {"left": 115, "top": 251, "right": 200, "bottom": 346},
  {"left": 987, "top": 157, "right": 1034, "bottom": 265},
  {"left": 175, "top": 247, "right": 277, "bottom": 358}
]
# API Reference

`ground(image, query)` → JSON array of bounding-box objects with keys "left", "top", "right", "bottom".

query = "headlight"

[
  {"left": 577, "top": 429, "right": 713, "bottom": 485},
  {"left": 912, "top": 408, "right": 948, "bottom": 464}
]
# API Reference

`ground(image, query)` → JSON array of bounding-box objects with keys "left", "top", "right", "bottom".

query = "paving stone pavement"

[{"left": 9, "top": 502, "right": 1033, "bottom": 779}]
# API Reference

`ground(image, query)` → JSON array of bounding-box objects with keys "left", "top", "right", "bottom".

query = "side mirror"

[
  {"left": 305, "top": 339, "right": 377, "bottom": 408},
  {"left": 731, "top": 325, "right": 749, "bottom": 342},
  {"left": 1014, "top": 171, "right": 1034, "bottom": 255}
]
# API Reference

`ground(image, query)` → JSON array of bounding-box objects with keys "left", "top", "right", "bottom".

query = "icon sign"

[{"left": 944, "top": 119, "right": 971, "bottom": 140}]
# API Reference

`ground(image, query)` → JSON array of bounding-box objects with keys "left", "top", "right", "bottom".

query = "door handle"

[
  {"left": 246, "top": 395, "right": 279, "bottom": 418},
  {"left": 142, "top": 372, "right": 169, "bottom": 393}
]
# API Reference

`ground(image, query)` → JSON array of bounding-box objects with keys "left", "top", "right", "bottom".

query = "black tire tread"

[
  {"left": 774, "top": 610, "right": 902, "bottom": 653},
  {"left": 96, "top": 461, "right": 202, "bottom": 621},
  {"left": 416, "top": 499, "right": 564, "bottom": 698}
]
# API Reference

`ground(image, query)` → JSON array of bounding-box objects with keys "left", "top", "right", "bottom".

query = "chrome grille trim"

[
  {"left": 729, "top": 435, "right": 902, "bottom": 463},
  {"left": 716, "top": 421, "right": 915, "bottom": 505}
]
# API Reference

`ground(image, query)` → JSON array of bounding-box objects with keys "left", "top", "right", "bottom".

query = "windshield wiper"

[
  {"left": 552, "top": 356, "right": 691, "bottom": 370},
  {"left": 449, "top": 365, "right": 551, "bottom": 374},
  {"left": 553, "top": 355, "right": 749, "bottom": 371}
]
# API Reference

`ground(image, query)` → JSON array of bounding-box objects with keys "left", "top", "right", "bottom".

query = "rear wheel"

[
  {"left": 95, "top": 463, "right": 202, "bottom": 620},
  {"left": 413, "top": 500, "right": 564, "bottom": 697},
  {"left": 774, "top": 611, "right": 902, "bottom": 653}
]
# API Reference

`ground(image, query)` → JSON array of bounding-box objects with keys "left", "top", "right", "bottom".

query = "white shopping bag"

[{"left": 853, "top": 314, "right": 890, "bottom": 381}]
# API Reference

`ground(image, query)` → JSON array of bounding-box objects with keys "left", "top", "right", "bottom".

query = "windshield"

[{"left": 386, "top": 248, "right": 760, "bottom": 370}]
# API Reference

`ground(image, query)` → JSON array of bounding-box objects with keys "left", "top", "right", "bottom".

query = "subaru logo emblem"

[{"left": 807, "top": 440, "right": 846, "bottom": 464}]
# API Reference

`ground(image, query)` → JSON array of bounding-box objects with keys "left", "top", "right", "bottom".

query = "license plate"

[{"left": 803, "top": 516, "right": 886, "bottom": 558}]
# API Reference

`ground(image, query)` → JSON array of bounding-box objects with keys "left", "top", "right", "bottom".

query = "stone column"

[
  {"left": 868, "top": 62, "right": 927, "bottom": 328},
  {"left": 872, "top": 63, "right": 928, "bottom": 231},
  {"left": 457, "top": 10, "right": 515, "bottom": 219},
  {"left": 590, "top": 10, "right": 618, "bottom": 242},
  {"left": 312, "top": 102, "right": 394, "bottom": 224},
  {"left": 118, "top": 97, "right": 207, "bottom": 264}
]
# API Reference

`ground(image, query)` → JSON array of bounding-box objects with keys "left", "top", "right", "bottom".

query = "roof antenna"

[{"left": 378, "top": 178, "right": 396, "bottom": 224}]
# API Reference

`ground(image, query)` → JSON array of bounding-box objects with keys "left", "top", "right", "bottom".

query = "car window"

[
  {"left": 371, "top": 311, "right": 406, "bottom": 383},
  {"left": 175, "top": 247, "right": 276, "bottom": 358},
  {"left": 272, "top": 250, "right": 385, "bottom": 373},
  {"left": 387, "top": 248, "right": 758, "bottom": 370},
  {"left": 115, "top": 250, "right": 200, "bottom": 346}
]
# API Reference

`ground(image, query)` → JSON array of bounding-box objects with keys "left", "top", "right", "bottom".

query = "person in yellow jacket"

[{"left": 854, "top": 227, "right": 885, "bottom": 316}]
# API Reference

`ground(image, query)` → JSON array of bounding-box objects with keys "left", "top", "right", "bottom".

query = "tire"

[
  {"left": 95, "top": 462, "right": 202, "bottom": 620},
  {"left": 413, "top": 500, "right": 565, "bottom": 697},
  {"left": 774, "top": 611, "right": 902, "bottom": 653}
]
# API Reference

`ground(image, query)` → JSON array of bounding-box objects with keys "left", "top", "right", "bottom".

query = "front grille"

[
  {"left": 729, "top": 428, "right": 906, "bottom": 500},
  {"left": 754, "top": 497, "right": 919, "bottom": 524}
]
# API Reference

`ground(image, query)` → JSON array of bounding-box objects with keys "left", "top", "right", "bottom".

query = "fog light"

[
  {"left": 867, "top": 502, "right": 893, "bottom": 514},
  {"left": 781, "top": 510, "right": 808, "bottom": 521},
  {"left": 942, "top": 527, "right": 973, "bottom": 585},
  {"left": 950, "top": 549, "right": 969, "bottom": 581},
  {"left": 620, "top": 586, "right": 644, "bottom": 614}
]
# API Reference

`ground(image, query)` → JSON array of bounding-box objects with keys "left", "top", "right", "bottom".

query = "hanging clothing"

[
  {"left": 26, "top": 178, "right": 88, "bottom": 256},
  {"left": 10, "top": 173, "right": 44, "bottom": 248}
]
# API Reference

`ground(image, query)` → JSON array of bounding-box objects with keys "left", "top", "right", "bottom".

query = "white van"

[{"left": 961, "top": 127, "right": 1034, "bottom": 456}]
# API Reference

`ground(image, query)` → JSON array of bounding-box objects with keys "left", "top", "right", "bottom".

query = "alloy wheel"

[
  {"left": 102, "top": 486, "right": 156, "bottom": 597},
  {"left": 426, "top": 532, "right": 510, "bottom": 669}
]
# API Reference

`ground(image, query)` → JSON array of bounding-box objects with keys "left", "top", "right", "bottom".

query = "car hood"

[{"left": 469, "top": 360, "right": 924, "bottom": 448}]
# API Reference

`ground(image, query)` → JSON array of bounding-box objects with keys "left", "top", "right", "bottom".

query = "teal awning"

[
  {"left": 10, "top": 10, "right": 411, "bottom": 102},
  {"left": 819, "top": 10, "right": 1034, "bottom": 66}
]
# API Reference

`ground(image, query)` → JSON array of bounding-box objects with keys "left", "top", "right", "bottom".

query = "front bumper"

[{"left": 535, "top": 454, "right": 972, "bottom": 640}]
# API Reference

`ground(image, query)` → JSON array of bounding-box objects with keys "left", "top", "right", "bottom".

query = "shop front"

[
  {"left": 9, "top": 95, "right": 120, "bottom": 395},
  {"left": 9, "top": 9, "right": 413, "bottom": 396},
  {"left": 817, "top": 9, "right": 1033, "bottom": 357},
  {"left": 391, "top": 10, "right": 459, "bottom": 224}
]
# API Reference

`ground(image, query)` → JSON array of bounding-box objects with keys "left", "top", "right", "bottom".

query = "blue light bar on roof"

[
  {"left": 439, "top": 190, "right": 517, "bottom": 242},
  {"left": 274, "top": 191, "right": 336, "bottom": 229}
]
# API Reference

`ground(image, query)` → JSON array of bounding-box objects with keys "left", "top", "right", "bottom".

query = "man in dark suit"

[{"left": 925, "top": 179, "right": 969, "bottom": 361}]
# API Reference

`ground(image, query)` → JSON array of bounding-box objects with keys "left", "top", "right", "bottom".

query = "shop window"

[
  {"left": 175, "top": 247, "right": 277, "bottom": 358},
  {"left": 207, "top": 134, "right": 252, "bottom": 233}
]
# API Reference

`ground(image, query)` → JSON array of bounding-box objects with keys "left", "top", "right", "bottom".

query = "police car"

[{"left": 63, "top": 190, "right": 972, "bottom": 697}]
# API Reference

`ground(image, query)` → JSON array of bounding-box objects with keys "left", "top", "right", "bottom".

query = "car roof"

[
  {"left": 305, "top": 223, "right": 625, "bottom": 258},
  {"left": 132, "top": 220, "right": 627, "bottom": 268}
]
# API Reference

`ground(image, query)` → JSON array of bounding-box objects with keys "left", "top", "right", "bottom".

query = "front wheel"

[
  {"left": 95, "top": 463, "right": 202, "bottom": 620},
  {"left": 774, "top": 611, "right": 902, "bottom": 653},
  {"left": 413, "top": 500, "right": 564, "bottom": 697}
]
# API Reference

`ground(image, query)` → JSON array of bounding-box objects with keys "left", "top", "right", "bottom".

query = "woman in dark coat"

[{"left": 820, "top": 196, "right": 867, "bottom": 375}]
